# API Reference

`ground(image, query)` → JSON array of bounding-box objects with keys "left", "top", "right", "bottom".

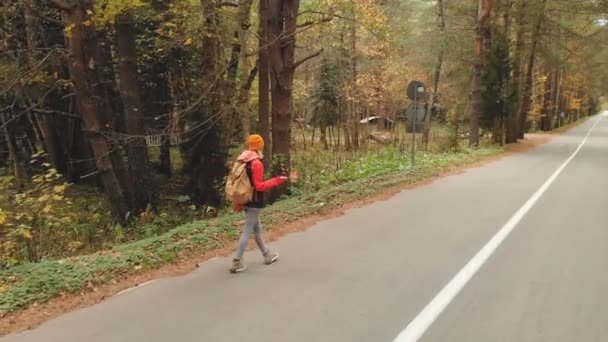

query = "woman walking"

[{"left": 230, "top": 134, "right": 287, "bottom": 273}]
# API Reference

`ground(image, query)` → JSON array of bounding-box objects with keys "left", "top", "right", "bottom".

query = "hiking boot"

[
  {"left": 230, "top": 259, "right": 247, "bottom": 273},
  {"left": 263, "top": 251, "right": 279, "bottom": 265}
]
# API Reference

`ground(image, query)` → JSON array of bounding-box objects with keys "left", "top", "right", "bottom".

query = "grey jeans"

[{"left": 235, "top": 208, "right": 268, "bottom": 260}]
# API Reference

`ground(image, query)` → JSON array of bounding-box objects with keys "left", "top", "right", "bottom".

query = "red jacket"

[{"left": 234, "top": 150, "right": 285, "bottom": 211}]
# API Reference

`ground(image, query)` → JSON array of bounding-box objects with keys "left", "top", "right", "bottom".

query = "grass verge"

[{"left": 0, "top": 147, "right": 503, "bottom": 316}]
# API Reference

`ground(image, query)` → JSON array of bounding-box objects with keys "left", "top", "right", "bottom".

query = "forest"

[{"left": 1, "top": 0, "right": 607, "bottom": 316}]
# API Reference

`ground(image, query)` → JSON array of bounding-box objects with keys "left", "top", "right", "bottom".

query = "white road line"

[
  {"left": 394, "top": 114, "right": 605, "bottom": 342},
  {"left": 116, "top": 280, "right": 156, "bottom": 296},
  {"left": 114, "top": 256, "right": 220, "bottom": 296}
]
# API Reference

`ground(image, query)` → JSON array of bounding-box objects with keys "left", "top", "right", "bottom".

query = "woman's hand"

[
  {"left": 289, "top": 171, "right": 299, "bottom": 183},
  {"left": 278, "top": 171, "right": 298, "bottom": 183}
]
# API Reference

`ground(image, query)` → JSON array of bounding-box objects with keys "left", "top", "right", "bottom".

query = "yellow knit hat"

[{"left": 247, "top": 134, "right": 264, "bottom": 151}]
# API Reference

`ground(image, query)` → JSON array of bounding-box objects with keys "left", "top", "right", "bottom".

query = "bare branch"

[
  {"left": 246, "top": 20, "right": 331, "bottom": 58},
  {"left": 242, "top": 63, "right": 258, "bottom": 91},
  {"left": 293, "top": 49, "right": 324, "bottom": 70},
  {"left": 0, "top": 81, "right": 66, "bottom": 129},
  {"left": 24, "top": 1, "right": 63, "bottom": 26},
  {"left": 0, "top": 50, "right": 54, "bottom": 98},
  {"left": 297, "top": 17, "right": 332, "bottom": 29},
  {"left": 79, "top": 171, "right": 100, "bottom": 180},
  {"left": 0, "top": 97, "right": 18, "bottom": 114},
  {"left": 48, "top": 0, "right": 77, "bottom": 11},
  {"left": 218, "top": 2, "right": 238, "bottom": 8},
  {"left": 31, "top": 108, "right": 81, "bottom": 120},
  {"left": 296, "top": 10, "right": 381, "bottom": 38}
]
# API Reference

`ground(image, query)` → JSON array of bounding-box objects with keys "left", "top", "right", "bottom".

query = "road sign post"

[
  {"left": 412, "top": 90, "right": 417, "bottom": 166},
  {"left": 407, "top": 81, "right": 426, "bottom": 166}
]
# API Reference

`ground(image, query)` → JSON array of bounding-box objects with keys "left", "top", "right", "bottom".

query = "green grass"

[{"left": 0, "top": 146, "right": 503, "bottom": 315}]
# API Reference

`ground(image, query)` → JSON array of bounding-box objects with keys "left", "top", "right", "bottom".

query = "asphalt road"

[{"left": 3, "top": 112, "right": 608, "bottom": 342}]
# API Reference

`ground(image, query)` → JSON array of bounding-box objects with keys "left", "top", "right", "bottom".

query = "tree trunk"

[
  {"left": 517, "top": 0, "right": 547, "bottom": 139},
  {"left": 500, "top": 0, "right": 513, "bottom": 145},
  {"left": 506, "top": 0, "right": 527, "bottom": 143},
  {"left": 0, "top": 112, "right": 28, "bottom": 191},
  {"left": 159, "top": 136, "right": 171, "bottom": 175},
  {"left": 64, "top": 3, "right": 130, "bottom": 222},
  {"left": 0, "top": 134, "right": 7, "bottom": 167},
  {"left": 147, "top": 0, "right": 174, "bottom": 176},
  {"left": 23, "top": 5, "right": 67, "bottom": 174},
  {"left": 493, "top": 116, "right": 503, "bottom": 144},
  {"left": 267, "top": 0, "right": 300, "bottom": 183},
  {"left": 336, "top": 38, "right": 352, "bottom": 151},
  {"left": 502, "top": 0, "right": 513, "bottom": 40},
  {"left": 224, "top": 30, "right": 241, "bottom": 146},
  {"left": 343, "top": 104, "right": 352, "bottom": 151},
  {"left": 554, "top": 67, "right": 563, "bottom": 127},
  {"left": 423, "top": 0, "right": 445, "bottom": 149},
  {"left": 424, "top": 52, "right": 443, "bottom": 148},
  {"left": 238, "top": 0, "right": 254, "bottom": 141},
  {"left": 180, "top": 0, "right": 228, "bottom": 206},
  {"left": 258, "top": 0, "right": 271, "bottom": 168},
  {"left": 67, "top": 120, "right": 97, "bottom": 184},
  {"left": 94, "top": 31, "right": 132, "bottom": 208},
  {"left": 116, "top": 13, "right": 156, "bottom": 212},
  {"left": 224, "top": 0, "right": 255, "bottom": 145},
  {"left": 346, "top": 4, "right": 359, "bottom": 150},
  {"left": 540, "top": 71, "right": 554, "bottom": 131},
  {"left": 26, "top": 113, "right": 43, "bottom": 151},
  {"left": 336, "top": 124, "right": 341, "bottom": 148},
  {"left": 469, "top": 0, "right": 493, "bottom": 147},
  {"left": 238, "top": 63, "right": 258, "bottom": 138}
]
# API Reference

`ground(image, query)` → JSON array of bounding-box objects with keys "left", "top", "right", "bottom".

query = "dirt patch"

[{"left": 0, "top": 133, "right": 556, "bottom": 336}]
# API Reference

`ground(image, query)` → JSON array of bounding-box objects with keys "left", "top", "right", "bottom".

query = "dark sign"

[
  {"left": 407, "top": 81, "right": 426, "bottom": 101},
  {"left": 406, "top": 103, "right": 426, "bottom": 123}
]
